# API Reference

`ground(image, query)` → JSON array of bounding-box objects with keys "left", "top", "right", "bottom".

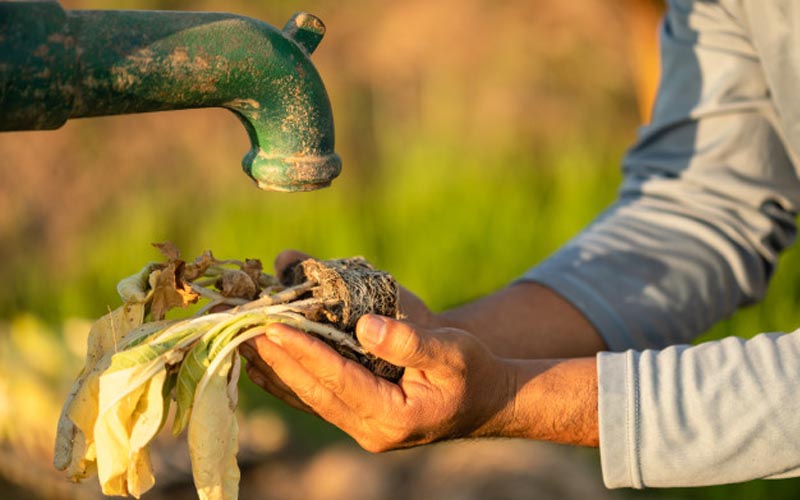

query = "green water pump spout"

[{"left": 0, "top": 1, "right": 341, "bottom": 192}]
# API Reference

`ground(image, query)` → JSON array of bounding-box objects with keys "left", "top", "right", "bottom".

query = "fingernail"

[
  {"left": 263, "top": 328, "right": 283, "bottom": 346},
  {"left": 358, "top": 315, "right": 387, "bottom": 349}
]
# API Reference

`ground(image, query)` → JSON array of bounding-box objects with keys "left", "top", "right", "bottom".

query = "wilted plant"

[{"left": 54, "top": 243, "right": 402, "bottom": 499}]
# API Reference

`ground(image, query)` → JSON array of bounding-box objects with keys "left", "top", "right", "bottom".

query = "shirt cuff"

[{"left": 597, "top": 350, "right": 643, "bottom": 489}]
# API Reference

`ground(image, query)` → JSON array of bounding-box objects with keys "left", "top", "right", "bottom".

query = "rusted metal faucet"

[{"left": 0, "top": 1, "right": 341, "bottom": 192}]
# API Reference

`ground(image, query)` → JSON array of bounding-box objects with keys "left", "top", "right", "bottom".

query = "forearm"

[{"left": 439, "top": 282, "right": 607, "bottom": 359}]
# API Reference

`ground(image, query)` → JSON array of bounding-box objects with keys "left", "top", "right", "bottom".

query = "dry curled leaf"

[
  {"left": 184, "top": 250, "right": 217, "bottom": 282},
  {"left": 216, "top": 270, "right": 257, "bottom": 300},
  {"left": 242, "top": 259, "right": 264, "bottom": 289},
  {"left": 152, "top": 242, "right": 181, "bottom": 261},
  {"left": 150, "top": 262, "right": 200, "bottom": 321}
]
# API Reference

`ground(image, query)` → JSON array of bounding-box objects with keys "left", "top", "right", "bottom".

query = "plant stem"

[{"left": 255, "top": 280, "right": 315, "bottom": 305}]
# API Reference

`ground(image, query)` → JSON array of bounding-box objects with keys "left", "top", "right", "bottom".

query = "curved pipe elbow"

[{"left": 223, "top": 13, "right": 342, "bottom": 192}]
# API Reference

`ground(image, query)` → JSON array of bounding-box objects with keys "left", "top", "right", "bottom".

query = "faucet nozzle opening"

[{"left": 244, "top": 150, "right": 342, "bottom": 192}]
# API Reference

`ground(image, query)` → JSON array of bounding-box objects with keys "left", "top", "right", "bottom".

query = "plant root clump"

[{"left": 281, "top": 257, "right": 404, "bottom": 382}]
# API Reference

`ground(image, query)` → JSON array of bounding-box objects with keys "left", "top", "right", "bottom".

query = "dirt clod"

[{"left": 282, "top": 257, "right": 404, "bottom": 382}]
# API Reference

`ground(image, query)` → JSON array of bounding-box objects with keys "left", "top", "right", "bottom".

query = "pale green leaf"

[
  {"left": 172, "top": 313, "right": 260, "bottom": 435},
  {"left": 117, "top": 263, "right": 158, "bottom": 303},
  {"left": 99, "top": 314, "right": 223, "bottom": 414},
  {"left": 173, "top": 339, "right": 211, "bottom": 436}
]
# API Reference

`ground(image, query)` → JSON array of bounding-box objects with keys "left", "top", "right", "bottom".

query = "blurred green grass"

[
  {"left": 3, "top": 0, "right": 800, "bottom": 497},
  {"left": 53, "top": 141, "right": 625, "bottom": 319}
]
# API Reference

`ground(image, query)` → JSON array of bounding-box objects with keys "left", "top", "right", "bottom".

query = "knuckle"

[
  {"left": 294, "top": 383, "right": 323, "bottom": 405},
  {"left": 448, "top": 352, "right": 470, "bottom": 376},
  {"left": 314, "top": 354, "right": 348, "bottom": 394},
  {"left": 441, "top": 330, "right": 479, "bottom": 373},
  {"left": 319, "top": 370, "right": 346, "bottom": 397},
  {"left": 394, "top": 324, "right": 422, "bottom": 356}
]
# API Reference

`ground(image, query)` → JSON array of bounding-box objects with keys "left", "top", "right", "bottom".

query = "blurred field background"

[{"left": 2, "top": 0, "right": 800, "bottom": 498}]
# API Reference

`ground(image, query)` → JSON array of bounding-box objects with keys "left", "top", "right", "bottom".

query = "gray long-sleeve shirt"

[{"left": 522, "top": 0, "right": 800, "bottom": 488}]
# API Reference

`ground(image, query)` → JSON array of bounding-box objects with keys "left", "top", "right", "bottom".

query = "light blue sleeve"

[
  {"left": 520, "top": 0, "right": 800, "bottom": 351},
  {"left": 598, "top": 330, "right": 800, "bottom": 488},
  {"left": 518, "top": 0, "right": 800, "bottom": 488}
]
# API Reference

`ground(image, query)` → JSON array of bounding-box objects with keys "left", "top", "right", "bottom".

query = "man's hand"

[
  {"left": 238, "top": 248, "right": 446, "bottom": 420},
  {"left": 244, "top": 315, "right": 515, "bottom": 452},
  {"left": 242, "top": 313, "right": 599, "bottom": 451}
]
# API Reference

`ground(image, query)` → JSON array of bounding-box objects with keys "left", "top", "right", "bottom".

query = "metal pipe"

[{"left": 0, "top": 1, "right": 341, "bottom": 192}]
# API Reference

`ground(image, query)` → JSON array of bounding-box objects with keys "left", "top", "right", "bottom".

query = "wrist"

[
  {"left": 466, "top": 355, "right": 521, "bottom": 440},
  {"left": 479, "top": 357, "right": 599, "bottom": 446}
]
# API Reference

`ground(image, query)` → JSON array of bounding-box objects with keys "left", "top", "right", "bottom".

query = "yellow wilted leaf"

[
  {"left": 127, "top": 369, "right": 168, "bottom": 498},
  {"left": 62, "top": 368, "right": 105, "bottom": 479},
  {"left": 95, "top": 381, "right": 147, "bottom": 496},
  {"left": 127, "top": 449, "right": 155, "bottom": 499},
  {"left": 82, "top": 302, "right": 146, "bottom": 367},
  {"left": 92, "top": 316, "right": 217, "bottom": 495},
  {"left": 54, "top": 304, "right": 145, "bottom": 476},
  {"left": 189, "top": 352, "right": 240, "bottom": 500}
]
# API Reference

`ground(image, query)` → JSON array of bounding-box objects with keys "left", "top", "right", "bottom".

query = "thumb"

[{"left": 356, "top": 315, "right": 440, "bottom": 369}]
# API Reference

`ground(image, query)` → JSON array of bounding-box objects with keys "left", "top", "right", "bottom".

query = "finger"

[
  {"left": 241, "top": 342, "right": 316, "bottom": 414},
  {"left": 356, "top": 315, "right": 445, "bottom": 370},
  {"left": 274, "top": 249, "right": 311, "bottom": 279},
  {"left": 244, "top": 362, "right": 316, "bottom": 415},
  {"left": 251, "top": 333, "right": 356, "bottom": 428},
  {"left": 240, "top": 342, "right": 274, "bottom": 380},
  {"left": 261, "top": 324, "right": 404, "bottom": 411}
]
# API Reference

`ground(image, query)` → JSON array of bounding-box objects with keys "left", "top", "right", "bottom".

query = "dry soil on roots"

[{"left": 283, "top": 257, "right": 404, "bottom": 382}]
